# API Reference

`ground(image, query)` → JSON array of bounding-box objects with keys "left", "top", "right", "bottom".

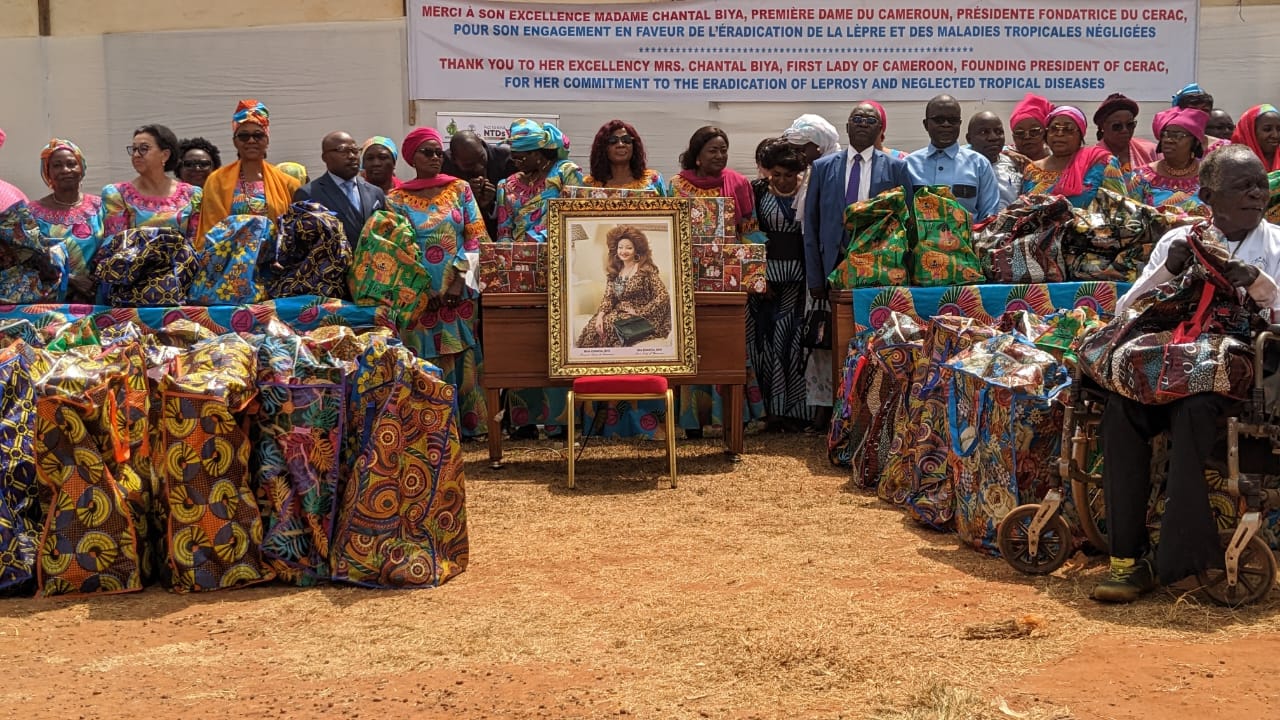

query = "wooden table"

[
  {"left": 481, "top": 291, "right": 748, "bottom": 466},
  {"left": 831, "top": 289, "right": 856, "bottom": 396}
]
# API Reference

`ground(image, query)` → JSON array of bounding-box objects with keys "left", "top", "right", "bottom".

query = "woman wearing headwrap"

[
  {"left": 857, "top": 101, "right": 908, "bottom": 160},
  {"left": 1230, "top": 104, "right": 1280, "bottom": 172},
  {"left": 360, "top": 136, "right": 401, "bottom": 194},
  {"left": 1022, "top": 106, "right": 1118, "bottom": 208},
  {"left": 196, "top": 99, "right": 301, "bottom": 249},
  {"left": 665, "top": 126, "right": 768, "bottom": 437},
  {"left": 494, "top": 119, "right": 582, "bottom": 438},
  {"left": 583, "top": 119, "right": 665, "bottom": 193},
  {"left": 495, "top": 119, "right": 583, "bottom": 244},
  {"left": 1008, "top": 93, "right": 1053, "bottom": 161},
  {"left": 1172, "top": 83, "right": 1214, "bottom": 112},
  {"left": 0, "top": 128, "right": 27, "bottom": 212},
  {"left": 30, "top": 139, "right": 103, "bottom": 296},
  {"left": 102, "top": 123, "right": 201, "bottom": 239},
  {"left": 1108, "top": 108, "right": 1210, "bottom": 214},
  {"left": 1093, "top": 93, "right": 1158, "bottom": 173},
  {"left": 780, "top": 113, "right": 839, "bottom": 214},
  {"left": 383, "top": 127, "right": 488, "bottom": 437},
  {"left": 275, "top": 162, "right": 309, "bottom": 185}
]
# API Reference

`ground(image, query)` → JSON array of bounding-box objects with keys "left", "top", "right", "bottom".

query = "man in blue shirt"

[{"left": 905, "top": 95, "right": 1000, "bottom": 222}]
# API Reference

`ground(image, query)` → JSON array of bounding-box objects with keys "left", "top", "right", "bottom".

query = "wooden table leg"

[
  {"left": 725, "top": 383, "right": 744, "bottom": 457},
  {"left": 485, "top": 387, "right": 504, "bottom": 468}
]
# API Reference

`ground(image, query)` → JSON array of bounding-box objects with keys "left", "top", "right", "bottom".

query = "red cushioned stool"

[{"left": 566, "top": 375, "right": 676, "bottom": 489}]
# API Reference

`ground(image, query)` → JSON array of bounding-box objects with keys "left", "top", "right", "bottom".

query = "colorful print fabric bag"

[
  {"left": 0, "top": 202, "right": 65, "bottom": 303},
  {"left": 262, "top": 201, "right": 353, "bottom": 300},
  {"left": 973, "top": 194, "right": 1071, "bottom": 284},
  {"left": 828, "top": 187, "right": 910, "bottom": 289},
  {"left": 0, "top": 346, "right": 39, "bottom": 594},
  {"left": 188, "top": 214, "right": 273, "bottom": 305},
  {"left": 94, "top": 227, "right": 196, "bottom": 307},
  {"left": 909, "top": 186, "right": 985, "bottom": 287},
  {"left": 1064, "top": 189, "right": 1191, "bottom": 282},
  {"left": 349, "top": 210, "right": 433, "bottom": 328}
]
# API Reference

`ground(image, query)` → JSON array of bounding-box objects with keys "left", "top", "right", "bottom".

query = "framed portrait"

[{"left": 547, "top": 197, "right": 697, "bottom": 378}]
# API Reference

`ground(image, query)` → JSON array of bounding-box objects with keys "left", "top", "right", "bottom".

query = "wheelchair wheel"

[
  {"left": 1196, "top": 532, "right": 1278, "bottom": 607},
  {"left": 998, "top": 504, "right": 1073, "bottom": 575},
  {"left": 1071, "top": 477, "right": 1109, "bottom": 554}
]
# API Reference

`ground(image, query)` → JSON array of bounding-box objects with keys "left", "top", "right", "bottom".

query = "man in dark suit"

[
  {"left": 803, "top": 102, "right": 908, "bottom": 300},
  {"left": 443, "top": 130, "right": 517, "bottom": 239},
  {"left": 293, "top": 131, "right": 385, "bottom": 243}
]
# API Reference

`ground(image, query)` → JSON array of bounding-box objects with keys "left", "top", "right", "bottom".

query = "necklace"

[
  {"left": 49, "top": 193, "right": 83, "bottom": 208},
  {"left": 1163, "top": 159, "right": 1198, "bottom": 177},
  {"left": 768, "top": 182, "right": 798, "bottom": 198}
]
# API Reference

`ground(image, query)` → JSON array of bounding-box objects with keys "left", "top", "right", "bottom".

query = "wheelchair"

[{"left": 995, "top": 329, "right": 1280, "bottom": 606}]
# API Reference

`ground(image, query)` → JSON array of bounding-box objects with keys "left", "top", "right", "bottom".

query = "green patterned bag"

[
  {"left": 909, "top": 186, "right": 984, "bottom": 287},
  {"left": 349, "top": 210, "right": 432, "bottom": 329},
  {"left": 828, "top": 187, "right": 910, "bottom": 289}
]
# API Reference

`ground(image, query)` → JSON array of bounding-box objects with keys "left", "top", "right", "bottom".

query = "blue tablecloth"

[{"left": 852, "top": 282, "right": 1133, "bottom": 333}]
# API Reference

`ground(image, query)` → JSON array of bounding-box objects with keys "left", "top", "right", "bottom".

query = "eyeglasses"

[
  {"left": 126, "top": 144, "right": 152, "bottom": 157},
  {"left": 181, "top": 159, "right": 213, "bottom": 170},
  {"left": 1011, "top": 127, "right": 1044, "bottom": 140},
  {"left": 1108, "top": 121, "right": 1138, "bottom": 133},
  {"left": 847, "top": 116, "right": 879, "bottom": 127},
  {"left": 927, "top": 116, "right": 962, "bottom": 126},
  {"left": 606, "top": 135, "right": 635, "bottom": 146},
  {"left": 417, "top": 148, "right": 445, "bottom": 158},
  {"left": 325, "top": 145, "right": 361, "bottom": 156},
  {"left": 1161, "top": 129, "right": 1192, "bottom": 142},
  {"left": 1046, "top": 123, "right": 1079, "bottom": 136},
  {"left": 235, "top": 132, "right": 268, "bottom": 143}
]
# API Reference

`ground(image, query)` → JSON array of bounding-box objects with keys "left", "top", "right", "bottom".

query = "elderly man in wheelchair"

[{"left": 1089, "top": 145, "right": 1280, "bottom": 604}]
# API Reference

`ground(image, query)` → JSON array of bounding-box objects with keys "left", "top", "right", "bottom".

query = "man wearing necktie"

[
  {"left": 904, "top": 95, "right": 1001, "bottom": 223},
  {"left": 294, "top": 130, "right": 386, "bottom": 244}
]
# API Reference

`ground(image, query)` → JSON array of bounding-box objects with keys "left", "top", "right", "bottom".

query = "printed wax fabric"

[
  {"left": 160, "top": 335, "right": 273, "bottom": 593},
  {"left": 1078, "top": 223, "right": 1265, "bottom": 405},
  {"left": 349, "top": 210, "right": 433, "bottom": 331},
  {"left": 261, "top": 201, "right": 352, "bottom": 300},
  {"left": 878, "top": 316, "right": 1002, "bottom": 529},
  {"left": 828, "top": 187, "right": 909, "bottom": 289},
  {"left": 93, "top": 227, "right": 197, "bottom": 307},
  {"left": 909, "top": 186, "right": 984, "bottom": 287},
  {"left": 188, "top": 214, "right": 273, "bottom": 305},
  {"left": 0, "top": 202, "right": 65, "bottom": 304},
  {"left": 0, "top": 347, "right": 38, "bottom": 593},
  {"left": 946, "top": 335, "right": 1071, "bottom": 554},
  {"left": 332, "top": 338, "right": 467, "bottom": 588},
  {"left": 251, "top": 329, "right": 347, "bottom": 585},
  {"left": 852, "top": 281, "right": 1127, "bottom": 334},
  {"left": 973, "top": 194, "right": 1070, "bottom": 284},
  {"left": 1063, "top": 188, "right": 1192, "bottom": 282},
  {"left": 34, "top": 343, "right": 150, "bottom": 597}
]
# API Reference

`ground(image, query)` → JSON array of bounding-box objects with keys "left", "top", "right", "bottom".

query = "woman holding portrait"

[{"left": 576, "top": 225, "right": 671, "bottom": 349}]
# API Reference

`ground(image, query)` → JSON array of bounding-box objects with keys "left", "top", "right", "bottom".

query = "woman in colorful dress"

[
  {"left": 102, "top": 123, "right": 201, "bottom": 238},
  {"left": 174, "top": 137, "right": 221, "bottom": 189},
  {"left": 1111, "top": 107, "right": 1210, "bottom": 215},
  {"left": 385, "top": 127, "right": 487, "bottom": 438},
  {"left": 495, "top": 119, "right": 583, "bottom": 439},
  {"left": 361, "top": 136, "right": 402, "bottom": 195},
  {"left": 29, "top": 138, "right": 103, "bottom": 300},
  {"left": 1231, "top": 104, "right": 1280, "bottom": 172},
  {"left": 1021, "top": 106, "right": 1117, "bottom": 208},
  {"left": 196, "top": 99, "right": 300, "bottom": 249},
  {"left": 1092, "top": 93, "right": 1158, "bottom": 174},
  {"left": 750, "top": 141, "right": 811, "bottom": 432},
  {"left": 666, "top": 126, "right": 767, "bottom": 437},
  {"left": 583, "top": 120, "right": 664, "bottom": 193},
  {"left": 1008, "top": 93, "right": 1052, "bottom": 162}
]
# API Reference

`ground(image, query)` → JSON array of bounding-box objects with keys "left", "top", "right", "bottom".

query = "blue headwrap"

[
  {"left": 1172, "top": 82, "right": 1206, "bottom": 107},
  {"left": 361, "top": 136, "right": 399, "bottom": 167},
  {"left": 508, "top": 119, "right": 570, "bottom": 159}
]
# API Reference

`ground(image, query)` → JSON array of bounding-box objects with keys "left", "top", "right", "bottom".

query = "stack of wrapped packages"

[{"left": 0, "top": 316, "right": 467, "bottom": 598}]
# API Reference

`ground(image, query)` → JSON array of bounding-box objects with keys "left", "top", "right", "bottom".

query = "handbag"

[
  {"left": 973, "top": 194, "right": 1070, "bottom": 284},
  {"left": 1077, "top": 221, "right": 1266, "bottom": 404},
  {"left": 613, "top": 315, "right": 656, "bottom": 346},
  {"left": 908, "top": 186, "right": 984, "bottom": 287},
  {"left": 800, "top": 304, "right": 832, "bottom": 350}
]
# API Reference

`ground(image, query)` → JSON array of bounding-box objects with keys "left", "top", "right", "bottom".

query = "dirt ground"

[{"left": 4, "top": 433, "right": 1279, "bottom": 719}]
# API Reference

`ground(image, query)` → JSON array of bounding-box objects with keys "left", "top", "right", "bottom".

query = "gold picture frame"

[{"left": 547, "top": 197, "right": 697, "bottom": 378}]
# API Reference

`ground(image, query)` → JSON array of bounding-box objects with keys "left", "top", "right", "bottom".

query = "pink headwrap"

[
  {"left": 1010, "top": 93, "right": 1054, "bottom": 128},
  {"left": 0, "top": 127, "right": 6, "bottom": 150},
  {"left": 400, "top": 127, "right": 459, "bottom": 191},
  {"left": 1152, "top": 107, "right": 1209, "bottom": 148},
  {"left": 1047, "top": 106, "right": 1111, "bottom": 198},
  {"left": 858, "top": 99, "right": 888, "bottom": 128}
]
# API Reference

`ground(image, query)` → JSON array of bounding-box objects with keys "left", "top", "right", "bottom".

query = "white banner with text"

[{"left": 407, "top": 0, "right": 1199, "bottom": 102}]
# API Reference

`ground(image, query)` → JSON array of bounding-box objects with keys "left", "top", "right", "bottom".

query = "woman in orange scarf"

[{"left": 195, "top": 99, "right": 299, "bottom": 250}]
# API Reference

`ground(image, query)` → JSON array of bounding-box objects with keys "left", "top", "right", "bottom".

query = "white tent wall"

[{"left": 0, "top": 4, "right": 1276, "bottom": 196}]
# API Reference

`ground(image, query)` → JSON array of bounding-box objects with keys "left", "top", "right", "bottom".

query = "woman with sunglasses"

[
  {"left": 382, "top": 127, "right": 488, "bottom": 438},
  {"left": 174, "top": 137, "right": 221, "bottom": 189},
  {"left": 1021, "top": 106, "right": 1119, "bottom": 208},
  {"left": 1108, "top": 108, "right": 1210, "bottom": 215},
  {"left": 102, "top": 123, "right": 202, "bottom": 239},
  {"left": 583, "top": 120, "right": 665, "bottom": 194},
  {"left": 30, "top": 139, "right": 102, "bottom": 300},
  {"left": 195, "top": 99, "right": 300, "bottom": 250},
  {"left": 1092, "top": 93, "right": 1157, "bottom": 174},
  {"left": 1007, "top": 93, "right": 1052, "bottom": 161}
]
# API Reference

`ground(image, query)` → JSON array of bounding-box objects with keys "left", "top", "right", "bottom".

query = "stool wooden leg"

[
  {"left": 665, "top": 389, "right": 677, "bottom": 488},
  {"left": 566, "top": 390, "right": 576, "bottom": 489}
]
